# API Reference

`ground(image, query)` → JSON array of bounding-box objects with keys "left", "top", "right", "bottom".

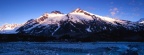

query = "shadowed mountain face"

[{"left": 1, "top": 8, "right": 144, "bottom": 42}]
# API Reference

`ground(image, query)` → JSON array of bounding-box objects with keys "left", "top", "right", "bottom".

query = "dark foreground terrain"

[{"left": 0, "top": 34, "right": 144, "bottom": 42}]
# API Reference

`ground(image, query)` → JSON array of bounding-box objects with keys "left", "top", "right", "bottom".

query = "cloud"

[
  {"left": 110, "top": 7, "right": 119, "bottom": 16},
  {"left": 111, "top": 12, "right": 116, "bottom": 16}
]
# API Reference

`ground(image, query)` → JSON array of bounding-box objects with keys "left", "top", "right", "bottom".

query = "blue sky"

[{"left": 0, "top": 0, "right": 144, "bottom": 26}]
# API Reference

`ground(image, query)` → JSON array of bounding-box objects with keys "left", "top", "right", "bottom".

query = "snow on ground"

[{"left": 0, "top": 42, "right": 144, "bottom": 55}]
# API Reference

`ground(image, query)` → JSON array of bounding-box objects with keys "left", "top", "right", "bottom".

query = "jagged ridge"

[
  {"left": 0, "top": 8, "right": 144, "bottom": 42},
  {"left": 0, "top": 8, "right": 144, "bottom": 41},
  {"left": 14, "top": 8, "right": 143, "bottom": 37}
]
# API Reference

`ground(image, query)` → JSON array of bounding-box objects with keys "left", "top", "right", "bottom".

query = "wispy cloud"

[{"left": 110, "top": 7, "right": 119, "bottom": 16}]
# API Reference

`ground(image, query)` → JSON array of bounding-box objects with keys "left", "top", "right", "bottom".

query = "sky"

[{"left": 0, "top": 0, "right": 144, "bottom": 26}]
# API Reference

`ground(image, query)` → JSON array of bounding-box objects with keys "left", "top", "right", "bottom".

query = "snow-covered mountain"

[
  {"left": 0, "top": 8, "right": 143, "bottom": 36},
  {"left": 1, "top": 8, "right": 144, "bottom": 42},
  {"left": 15, "top": 8, "right": 140, "bottom": 37},
  {"left": 0, "top": 24, "right": 22, "bottom": 34}
]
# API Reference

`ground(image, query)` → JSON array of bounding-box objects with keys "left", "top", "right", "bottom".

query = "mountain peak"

[
  {"left": 72, "top": 8, "right": 84, "bottom": 13},
  {"left": 51, "top": 10, "right": 63, "bottom": 14}
]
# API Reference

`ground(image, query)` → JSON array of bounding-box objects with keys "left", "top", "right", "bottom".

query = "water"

[{"left": 0, "top": 42, "right": 144, "bottom": 55}]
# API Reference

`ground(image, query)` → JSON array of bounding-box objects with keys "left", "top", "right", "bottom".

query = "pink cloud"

[
  {"left": 110, "top": 7, "right": 119, "bottom": 16},
  {"left": 111, "top": 12, "right": 116, "bottom": 16}
]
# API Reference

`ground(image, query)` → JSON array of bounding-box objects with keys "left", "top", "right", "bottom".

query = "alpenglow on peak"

[{"left": 72, "top": 8, "right": 84, "bottom": 13}]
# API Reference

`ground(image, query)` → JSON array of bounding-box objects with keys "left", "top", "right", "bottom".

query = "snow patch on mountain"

[
  {"left": 70, "top": 22, "right": 76, "bottom": 28},
  {"left": 24, "top": 24, "right": 40, "bottom": 31},
  {"left": 52, "top": 23, "right": 60, "bottom": 36},
  {"left": 140, "top": 21, "right": 144, "bottom": 23},
  {"left": 86, "top": 26, "right": 92, "bottom": 32}
]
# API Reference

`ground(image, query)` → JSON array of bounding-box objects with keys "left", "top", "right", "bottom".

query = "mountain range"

[{"left": 0, "top": 8, "right": 144, "bottom": 42}]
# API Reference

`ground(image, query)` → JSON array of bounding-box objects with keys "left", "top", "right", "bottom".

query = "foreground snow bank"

[{"left": 0, "top": 42, "right": 144, "bottom": 55}]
